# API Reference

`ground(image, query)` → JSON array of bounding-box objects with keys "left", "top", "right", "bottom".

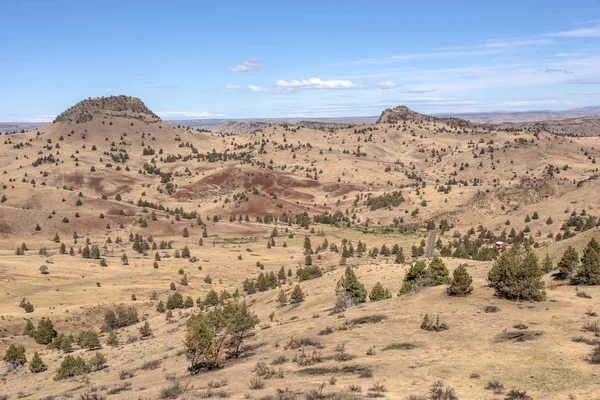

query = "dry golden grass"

[{"left": 1, "top": 99, "right": 600, "bottom": 398}]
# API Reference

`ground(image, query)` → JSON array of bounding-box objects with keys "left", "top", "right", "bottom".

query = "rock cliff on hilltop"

[
  {"left": 376, "top": 106, "right": 426, "bottom": 124},
  {"left": 377, "top": 105, "right": 476, "bottom": 129},
  {"left": 54, "top": 95, "right": 160, "bottom": 123}
]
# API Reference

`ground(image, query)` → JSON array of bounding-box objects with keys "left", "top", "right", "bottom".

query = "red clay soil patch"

[
  {"left": 0, "top": 219, "right": 12, "bottom": 237},
  {"left": 57, "top": 172, "right": 136, "bottom": 196},
  {"left": 179, "top": 167, "right": 347, "bottom": 203},
  {"left": 323, "top": 183, "right": 362, "bottom": 197}
]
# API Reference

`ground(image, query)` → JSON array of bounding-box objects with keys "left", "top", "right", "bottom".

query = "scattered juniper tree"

[
  {"left": 369, "top": 282, "right": 392, "bottom": 302},
  {"left": 29, "top": 351, "right": 47, "bottom": 373},
  {"left": 290, "top": 285, "right": 305, "bottom": 303},
  {"left": 3, "top": 344, "right": 27, "bottom": 368},
  {"left": 557, "top": 246, "right": 579, "bottom": 280},
  {"left": 541, "top": 253, "right": 553, "bottom": 273},
  {"left": 572, "top": 240, "right": 600, "bottom": 285},
  {"left": 488, "top": 245, "right": 546, "bottom": 301},
  {"left": 337, "top": 267, "right": 366, "bottom": 304},
  {"left": 277, "top": 289, "right": 288, "bottom": 307},
  {"left": 428, "top": 256, "right": 450, "bottom": 285},
  {"left": 447, "top": 264, "right": 473, "bottom": 297}
]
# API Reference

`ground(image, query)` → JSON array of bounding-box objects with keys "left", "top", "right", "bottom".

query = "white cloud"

[
  {"left": 225, "top": 84, "right": 244, "bottom": 92},
  {"left": 27, "top": 115, "right": 56, "bottom": 123},
  {"left": 546, "top": 25, "right": 600, "bottom": 37},
  {"left": 149, "top": 84, "right": 177, "bottom": 89},
  {"left": 404, "top": 86, "right": 438, "bottom": 93},
  {"left": 554, "top": 52, "right": 588, "bottom": 57},
  {"left": 228, "top": 58, "right": 263, "bottom": 73},
  {"left": 248, "top": 85, "right": 269, "bottom": 92},
  {"left": 540, "top": 68, "right": 574, "bottom": 74},
  {"left": 564, "top": 78, "right": 600, "bottom": 84},
  {"left": 275, "top": 77, "right": 358, "bottom": 91},
  {"left": 157, "top": 111, "right": 226, "bottom": 119},
  {"left": 378, "top": 81, "right": 396, "bottom": 89}
]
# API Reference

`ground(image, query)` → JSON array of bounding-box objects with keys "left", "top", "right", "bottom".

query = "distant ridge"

[
  {"left": 436, "top": 105, "right": 600, "bottom": 124},
  {"left": 54, "top": 95, "right": 160, "bottom": 124}
]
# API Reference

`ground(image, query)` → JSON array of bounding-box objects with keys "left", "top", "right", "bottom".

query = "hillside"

[{"left": 1, "top": 97, "right": 600, "bottom": 399}]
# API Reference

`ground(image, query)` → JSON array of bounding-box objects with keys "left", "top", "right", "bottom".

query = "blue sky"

[{"left": 1, "top": 0, "right": 599, "bottom": 121}]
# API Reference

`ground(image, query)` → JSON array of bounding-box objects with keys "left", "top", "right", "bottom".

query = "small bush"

[
  {"left": 583, "top": 320, "right": 600, "bottom": 335},
  {"left": 483, "top": 305, "right": 501, "bottom": 313},
  {"left": 577, "top": 291, "right": 592, "bottom": 299},
  {"left": 504, "top": 389, "right": 532, "bottom": 399},
  {"left": 429, "top": 380, "right": 457, "bottom": 400},
  {"left": 79, "top": 393, "right": 106, "bottom": 400},
  {"left": 350, "top": 314, "right": 386, "bottom": 325},
  {"left": 495, "top": 331, "right": 544, "bottom": 343},
  {"left": 271, "top": 356, "right": 288, "bottom": 365},
  {"left": 485, "top": 380, "right": 505, "bottom": 394},
  {"left": 382, "top": 342, "right": 418, "bottom": 351},
  {"left": 572, "top": 336, "right": 600, "bottom": 346},
  {"left": 587, "top": 345, "right": 600, "bottom": 364},
  {"left": 319, "top": 326, "right": 334, "bottom": 335},
  {"left": 421, "top": 314, "right": 449, "bottom": 331},
  {"left": 119, "top": 369, "right": 135, "bottom": 380},
  {"left": 248, "top": 378, "right": 265, "bottom": 390},
  {"left": 159, "top": 382, "right": 182, "bottom": 399},
  {"left": 141, "top": 359, "right": 161, "bottom": 370},
  {"left": 106, "top": 382, "right": 132, "bottom": 395}
]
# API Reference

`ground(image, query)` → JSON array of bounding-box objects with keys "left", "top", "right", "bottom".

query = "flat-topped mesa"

[{"left": 53, "top": 95, "right": 161, "bottom": 124}]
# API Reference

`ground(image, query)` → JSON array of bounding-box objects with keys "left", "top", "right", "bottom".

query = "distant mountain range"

[
  {"left": 2, "top": 105, "right": 599, "bottom": 133},
  {"left": 434, "top": 105, "right": 600, "bottom": 124}
]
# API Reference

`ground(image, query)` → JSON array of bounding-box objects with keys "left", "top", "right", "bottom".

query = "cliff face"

[{"left": 54, "top": 95, "right": 160, "bottom": 123}]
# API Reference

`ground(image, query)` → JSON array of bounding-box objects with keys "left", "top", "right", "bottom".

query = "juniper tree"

[
  {"left": 541, "top": 253, "right": 553, "bottom": 273},
  {"left": 78, "top": 330, "right": 101, "bottom": 350},
  {"left": 399, "top": 261, "right": 429, "bottom": 295},
  {"left": 106, "top": 331, "right": 119, "bottom": 347},
  {"left": 572, "top": 241, "right": 600, "bottom": 285},
  {"left": 428, "top": 256, "right": 450, "bottom": 285},
  {"left": 557, "top": 246, "right": 579, "bottom": 280},
  {"left": 205, "top": 289, "right": 220, "bottom": 306},
  {"left": 337, "top": 267, "right": 366, "bottom": 303},
  {"left": 167, "top": 292, "right": 185, "bottom": 309},
  {"left": 277, "top": 289, "right": 288, "bottom": 307},
  {"left": 139, "top": 321, "right": 152, "bottom": 337},
  {"left": 395, "top": 248, "right": 405, "bottom": 264},
  {"left": 488, "top": 245, "right": 546, "bottom": 301},
  {"left": 290, "top": 285, "right": 305, "bottom": 303},
  {"left": 54, "top": 355, "right": 89, "bottom": 380},
  {"left": 185, "top": 300, "right": 259, "bottom": 374},
  {"left": 34, "top": 318, "right": 57, "bottom": 345},
  {"left": 369, "top": 282, "right": 392, "bottom": 302},
  {"left": 3, "top": 344, "right": 26, "bottom": 368},
  {"left": 447, "top": 264, "right": 473, "bottom": 297},
  {"left": 23, "top": 319, "right": 35, "bottom": 337},
  {"left": 29, "top": 351, "right": 47, "bottom": 373},
  {"left": 24, "top": 301, "right": 34, "bottom": 313}
]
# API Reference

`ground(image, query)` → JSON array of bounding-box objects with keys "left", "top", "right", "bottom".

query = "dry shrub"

[
  {"left": 382, "top": 342, "right": 418, "bottom": 351},
  {"left": 253, "top": 362, "right": 284, "bottom": 379},
  {"left": 494, "top": 331, "right": 543, "bottom": 342}
]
